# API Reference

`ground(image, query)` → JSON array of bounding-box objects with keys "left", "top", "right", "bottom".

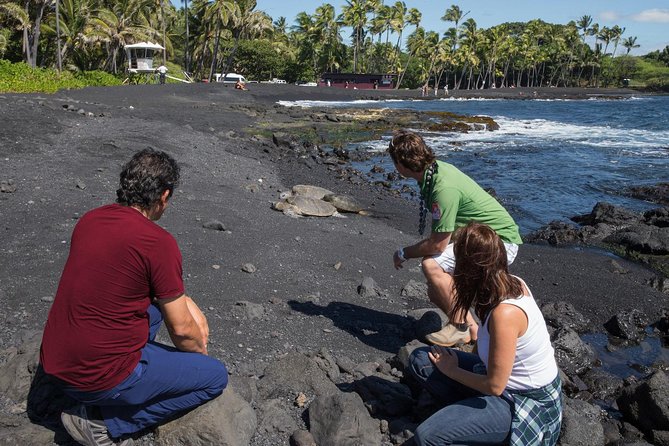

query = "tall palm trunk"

[{"left": 208, "top": 21, "right": 222, "bottom": 82}]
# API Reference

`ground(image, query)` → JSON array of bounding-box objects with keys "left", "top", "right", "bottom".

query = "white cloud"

[
  {"left": 631, "top": 9, "right": 669, "bottom": 23},
  {"left": 599, "top": 11, "right": 620, "bottom": 22}
]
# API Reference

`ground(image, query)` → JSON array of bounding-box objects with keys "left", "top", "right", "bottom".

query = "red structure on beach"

[{"left": 319, "top": 73, "right": 397, "bottom": 90}]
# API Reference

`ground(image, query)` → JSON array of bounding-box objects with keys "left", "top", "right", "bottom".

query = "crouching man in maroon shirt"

[{"left": 40, "top": 149, "right": 228, "bottom": 445}]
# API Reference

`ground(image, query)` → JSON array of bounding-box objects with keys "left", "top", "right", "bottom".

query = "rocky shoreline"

[{"left": 0, "top": 83, "right": 667, "bottom": 445}]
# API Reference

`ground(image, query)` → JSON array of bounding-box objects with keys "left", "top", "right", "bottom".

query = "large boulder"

[
  {"left": 540, "top": 302, "right": 591, "bottom": 333},
  {"left": 559, "top": 397, "right": 606, "bottom": 446},
  {"left": 308, "top": 392, "right": 382, "bottom": 446},
  {"left": 256, "top": 352, "right": 339, "bottom": 401},
  {"left": 156, "top": 388, "right": 256, "bottom": 446},
  {"left": 572, "top": 202, "right": 642, "bottom": 227},
  {"left": 552, "top": 327, "right": 597, "bottom": 376},
  {"left": 617, "top": 371, "right": 669, "bottom": 433},
  {"left": 603, "top": 309, "right": 650, "bottom": 341},
  {"left": 0, "top": 332, "right": 41, "bottom": 403},
  {"left": 603, "top": 225, "right": 669, "bottom": 255}
]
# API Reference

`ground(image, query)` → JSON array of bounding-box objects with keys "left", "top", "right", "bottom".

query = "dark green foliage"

[
  {"left": 231, "top": 39, "right": 284, "bottom": 81},
  {"left": 0, "top": 60, "right": 121, "bottom": 93},
  {"left": 643, "top": 46, "right": 669, "bottom": 67}
]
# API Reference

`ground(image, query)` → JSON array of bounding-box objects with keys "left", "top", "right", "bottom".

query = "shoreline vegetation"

[{"left": 2, "top": 2, "right": 669, "bottom": 93}]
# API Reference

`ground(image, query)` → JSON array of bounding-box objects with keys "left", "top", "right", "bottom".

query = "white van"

[{"left": 214, "top": 73, "right": 247, "bottom": 84}]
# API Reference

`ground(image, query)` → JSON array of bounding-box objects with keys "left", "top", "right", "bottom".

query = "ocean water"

[{"left": 280, "top": 96, "right": 669, "bottom": 234}]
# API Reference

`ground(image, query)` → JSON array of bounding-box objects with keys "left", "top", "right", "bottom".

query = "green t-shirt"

[{"left": 421, "top": 160, "right": 522, "bottom": 244}]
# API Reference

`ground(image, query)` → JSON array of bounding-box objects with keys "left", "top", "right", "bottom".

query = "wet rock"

[
  {"left": 644, "top": 207, "right": 669, "bottom": 227},
  {"left": 524, "top": 220, "right": 582, "bottom": 245},
  {"left": 604, "top": 309, "right": 650, "bottom": 341},
  {"left": 202, "top": 219, "right": 226, "bottom": 231},
  {"left": 357, "top": 276, "right": 381, "bottom": 298},
  {"left": 626, "top": 183, "right": 669, "bottom": 206},
  {"left": 572, "top": 202, "right": 642, "bottom": 227},
  {"left": 559, "top": 397, "right": 606, "bottom": 446},
  {"left": 308, "top": 392, "right": 382, "bottom": 446},
  {"left": 540, "top": 301, "right": 591, "bottom": 333},
  {"left": 156, "top": 388, "right": 256, "bottom": 446},
  {"left": 400, "top": 279, "right": 428, "bottom": 299},
  {"left": 552, "top": 327, "right": 597, "bottom": 376},
  {"left": 617, "top": 371, "right": 669, "bottom": 433},
  {"left": 581, "top": 368, "right": 624, "bottom": 402}
]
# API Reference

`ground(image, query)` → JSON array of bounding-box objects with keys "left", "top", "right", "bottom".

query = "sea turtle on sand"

[
  {"left": 273, "top": 195, "right": 337, "bottom": 217},
  {"left": 323, "top": 194, "right": 364, "bottom": 213},
  {"left": 292, "top": 184, "right": 334, "bottom": 200}
]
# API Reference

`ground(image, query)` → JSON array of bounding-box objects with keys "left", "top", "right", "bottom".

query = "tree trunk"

[{"left": 208, "top": 21, "right": 222, "bottom": 82}]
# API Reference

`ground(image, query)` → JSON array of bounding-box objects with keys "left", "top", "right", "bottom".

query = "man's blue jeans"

[
  {"left": 63, "top": 304, "right": 228, "bottom": 439},
  {"left": 408, "top": 347, "right": 512, "bottom": 446}
]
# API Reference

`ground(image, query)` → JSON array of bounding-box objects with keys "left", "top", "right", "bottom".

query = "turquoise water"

[{"left": 281, "top": 96, "right": 669, "bottom": 234}]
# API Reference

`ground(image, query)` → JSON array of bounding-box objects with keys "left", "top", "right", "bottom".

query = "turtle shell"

[
  {"left": 323, "top": 194, "right": 363, "bottom": 213},
  {"left": 286, "top": 195, "right": 337, "bottom": 217},
  {"left": 292, "top": 184, "right": 334, "bottom": 200}
]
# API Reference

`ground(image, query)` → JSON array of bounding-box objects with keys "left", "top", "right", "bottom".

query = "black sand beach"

[{"left": 0, "top": 83, "right": 666, "bottom": 444}]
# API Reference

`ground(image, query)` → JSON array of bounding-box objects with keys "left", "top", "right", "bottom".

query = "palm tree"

[
  {"left": 204, "top": 0, "right": 235, "bottom": 81},
  {"left": 339, "top": 0, "right": 370, "bottom": 73},
  {"left": 610, "top": 25, "right": 624, "bottom": 57},
  {"left": 221, "top": 0, "right": 272, "bottom": 76},
  {"left": 89, "top": 0, "right": 156, "bottom": 73},
  {"left": 622, "top": 36, "right": 639, "bottom": 55}
]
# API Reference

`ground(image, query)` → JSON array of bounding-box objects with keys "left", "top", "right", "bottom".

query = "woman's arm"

[{"left": 429, "top": 304, "right": 527, "bottom": 396}]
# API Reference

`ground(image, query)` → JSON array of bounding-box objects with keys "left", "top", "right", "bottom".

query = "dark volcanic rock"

[
  {"left": 541, "top": 301, "right": 591, "bottom": 333},
  {"left": 572, "top": 202, "right": 642, "bottom": 227},
  {"left": 604, "top": 224, "right": 669, "bottom": 255},
  {"left": 617, "top": 371, "right": 669, "bottom": 433},
  {"left": 603, "top": 309, "right": 651, "bottom": 341},
  {"left": 626, "top": 183, "right": 669, "bottom": 206},
  {"left": 308, "top": 392, "right": 382, "bottom": 446},
  {"left": 552, "top": 327, "right": 597, "bottom": 376},
  {"left": 559, "top": 397, "right": 606, "bottom": 446}
]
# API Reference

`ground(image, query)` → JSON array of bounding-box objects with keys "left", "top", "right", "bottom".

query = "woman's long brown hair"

[{"left": 451, "top": 222, "right": 523, "bottom": 323}]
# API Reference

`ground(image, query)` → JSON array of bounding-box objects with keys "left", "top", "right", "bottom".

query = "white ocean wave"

[{"left": 424, "top": 116, "right": 669, "bottom": 154}]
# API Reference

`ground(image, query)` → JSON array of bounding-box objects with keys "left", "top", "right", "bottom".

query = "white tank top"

[{"left": 477, "top": 278, "right": 558, "bottom": 391}]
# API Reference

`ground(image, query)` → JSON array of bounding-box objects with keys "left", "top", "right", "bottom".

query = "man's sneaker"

[
  {"left": 424, "top": 323, "right": 472, "bottom": 347},
  {"left": 61, "top": 404, "right": 134, "bottom": 446}
]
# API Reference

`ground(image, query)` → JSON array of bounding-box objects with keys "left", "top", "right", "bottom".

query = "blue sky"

[{"left": 254, "top": 0, "right": 669, "bottom": 55}]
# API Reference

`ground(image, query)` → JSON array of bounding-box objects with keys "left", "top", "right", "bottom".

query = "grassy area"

[
  {"left": 0, "top": 60, "right": 122, "bottom": 93},
  {"left": 627, "top": 58, "right": 669, "bottom": 91}
]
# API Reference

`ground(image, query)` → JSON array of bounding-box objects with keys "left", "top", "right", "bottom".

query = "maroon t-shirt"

[{"left": 40, "top": 204, "right": 184, "bottom": 392}]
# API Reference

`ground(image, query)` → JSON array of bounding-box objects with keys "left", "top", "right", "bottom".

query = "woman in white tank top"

[{"left": 408, "top": 222, "right": 562, "bottom": 446}]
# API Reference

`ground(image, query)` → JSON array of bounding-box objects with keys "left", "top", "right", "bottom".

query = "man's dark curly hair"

[
  {"left": 387, "top": 130, "right": 436, "bottom": 172},
  {"left": 116, "top": 148, "right": 180, "bottom": 210}
]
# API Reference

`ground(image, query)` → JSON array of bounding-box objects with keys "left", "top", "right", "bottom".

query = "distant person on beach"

[
  {"left": 156, "top": 64, "right": 168, "bottom": 84},
  {"left": 388, "top": 130, "right": 522, "bottom": 346},
  {"left": 408, "top": 222, "right": 561, "bottom": 446},
  {"left": 235, "top": 79, "right": 248, "bottom": 90},
  {"left": 40, "top": 149, "right": 228, "bottom": 445},
  {"left": 444, "top": 85, "right": 449, "bottom": 96}
]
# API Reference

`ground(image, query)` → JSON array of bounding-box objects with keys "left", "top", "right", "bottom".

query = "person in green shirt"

[{"left": 388, "top": 130, "right": 522, "bottom": 346}]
